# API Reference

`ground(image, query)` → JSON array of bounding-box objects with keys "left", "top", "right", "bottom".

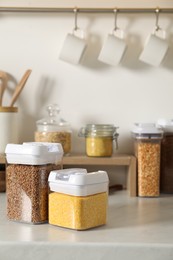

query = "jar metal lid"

[{"left": 79, "top": 124, "right": 119, "bottom": 137}]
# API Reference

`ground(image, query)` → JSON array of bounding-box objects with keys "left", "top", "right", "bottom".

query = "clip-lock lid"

[
  {"left": 79, "top": 124, "right": 119, "bottom": 137},
  {"left": 48, "top": 168, "right": 109, "bottom": 196},
  {"left": 5, "top": 142, "right": 63, "bottom": 165}
]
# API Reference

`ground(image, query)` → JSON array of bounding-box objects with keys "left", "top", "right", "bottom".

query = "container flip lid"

[
  {"left": 48, "top": 168, "right": 109, "bottom": 196},
  {"left": 157, "top": 119, "right": 173, "bottom": 133},
  {"left": 132, "top": 123, "right": 163, "bottom": 139},
  {"left": 5, "top": 142, "right": 63, "bottom": 165}
]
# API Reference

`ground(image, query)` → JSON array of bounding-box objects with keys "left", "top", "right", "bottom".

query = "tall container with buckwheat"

[
  {"left": 132, "top": 123, "right": 163, "bottom": 197},
  {"left": 5, "top": 142, "right": 63, "bottom": 224},
  {"left": 35, "top": 104, "right": 72, "bottom": 155}
]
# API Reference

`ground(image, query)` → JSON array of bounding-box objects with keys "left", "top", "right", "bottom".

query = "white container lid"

[
  {"left": 132, "top": 123, "right": 163, "bottom": 139},
  {"left": 157, "top": 119, "right": 173, "bottom": 133},
  {"left": 48, "top": 168, "right": 109, "bottom": 196},
  {"left": 5, "top": 142, "right": 63, "bottom": 165}
]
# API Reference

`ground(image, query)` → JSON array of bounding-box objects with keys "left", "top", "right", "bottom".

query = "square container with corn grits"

[{"left": 48, "top": 168, "right": 109, "bottom": 230}]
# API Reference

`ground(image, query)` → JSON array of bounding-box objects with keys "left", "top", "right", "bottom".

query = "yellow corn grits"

[
  {"left": 49, "top": 192, "right": 108, "bottom": 230},
  {"left": 86, "top": 137, "right": 113, "bottom": 157}
]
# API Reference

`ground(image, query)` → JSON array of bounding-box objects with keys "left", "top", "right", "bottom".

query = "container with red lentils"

[
  {"left": 132, "top": 123, "right": 163, "bottom": 197},
  {"left": 5, "top": 142, "right": 63, "bottom": 224},
  {"left": 48, "top": 168, "right": 109, "bottom": 230}
]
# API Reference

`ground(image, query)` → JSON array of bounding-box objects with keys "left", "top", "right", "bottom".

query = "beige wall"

[{"left": 0, "top": 0, "right": 173, "bottom": 184}]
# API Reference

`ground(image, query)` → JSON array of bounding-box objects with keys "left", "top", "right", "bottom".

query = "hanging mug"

[
  {"left": 98, "top": 28, "right": 127, "bottom": 66},
  {"left": 59, "top": 29, "right": 87, "bottom": 65},
  {"left": 139, "top": 28, "right": 169, "bottom": 67}
]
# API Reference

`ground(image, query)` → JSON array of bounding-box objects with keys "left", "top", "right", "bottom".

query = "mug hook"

[
  {"left": 74, "top": 7, "right": 79, "bottom": 31},
  {"left": 113, "top": 8, "right": 119, "bottom": 31},
  {"left": 155, "top": 8, "right": 161, "bottom": 31}
]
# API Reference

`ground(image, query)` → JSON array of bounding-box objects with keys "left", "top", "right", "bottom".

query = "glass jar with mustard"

[{"left": 79, "top": 124, "right": 119, "bottom": 157}]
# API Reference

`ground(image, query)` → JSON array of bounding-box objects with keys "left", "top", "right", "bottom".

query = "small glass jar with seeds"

[
  {"left": 48, "top": 168, "right": 109, "bottom": 230},
  {"left": 79, "top": 124, "right": 119, "bottom": 157},
  {"left": 5, "top": 142, "right": 63, "bottom": 224},
  {"left": 132, "top": 123, "right": 163, "bottom": 197},
  {"left": 35, "top": 104, "right": 72, "bottom": 155}
]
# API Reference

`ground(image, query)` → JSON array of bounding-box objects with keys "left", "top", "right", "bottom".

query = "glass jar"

[
  {"left": 132, "top": 123, "right": 163, "bottom": 197},
  {"left": 48, "top": 168, "right": 109, "bottom": 230},
  {"left": 5, "top": 142, "right": 63, "bottom": 224},
  {"left": 35, "top": 104, "right": 72, "bottom": 155},
  {"left": 79, "top": 124, "right": 119, "bottom": 157}
]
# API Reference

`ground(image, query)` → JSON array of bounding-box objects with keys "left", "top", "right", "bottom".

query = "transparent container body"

[
  {"left": 35, "top": 131, "right": 71, "bottom": 155},
  {"left": 35, "top": 104, "right": 72, "bottom": 155},
  {"left": 79, "top": 124, "right": 119, "bottom": 157},
  {"left": 160, "top": 133, "right": 173, "bottom": 193},
  {"left": 49, "top": 191, "right": 108, "bottom": 230},
  {"left": 135, "top": 139, "right": 161, "bottom": 197},
  {"left": 6, "top": 163, "right": 62, "bottom": 224}
]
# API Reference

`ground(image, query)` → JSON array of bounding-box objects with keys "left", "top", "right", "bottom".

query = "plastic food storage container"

[
  {"left": 132, "top": 123, "right": 163, "bottom": 197},
  {"left": 0, "top": 164, "right": 5, "bottom": 192},
  {"left": 79, "top": 124, "right": 119, "bottom": 157},
  {"left": 157, "top": 120, "right": 173, "bottom": 193},
  {"left": 48, "top": 168, "right": 109, "bottom": 230},
  {"left": 35, "top": 104, "right": 72, "bottom": 155},
  {"left": 5, "top": 142, "right": 63, "bottom": 224}
]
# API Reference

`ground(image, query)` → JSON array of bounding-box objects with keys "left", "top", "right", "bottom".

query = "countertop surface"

[{"left": 1, "top": 191, "right": 173, "bottom": 260}]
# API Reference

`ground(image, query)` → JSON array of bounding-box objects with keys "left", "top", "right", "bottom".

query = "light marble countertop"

[{"left": 1, "top": 191, "right": 173, "bottom": 260}]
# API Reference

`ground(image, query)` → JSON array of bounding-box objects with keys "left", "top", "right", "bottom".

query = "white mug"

[
  {"left": 98, "top": 29, "right": 127, "bottom": 66},
  {"left": 139, "top": 29, "right": 169, "bottom": 66},
  {"left": 59, "top": 31, "right": 87, "bottom": 65},
  {"left": 0, "top": 107, "right": 18, "bottom": 154}
]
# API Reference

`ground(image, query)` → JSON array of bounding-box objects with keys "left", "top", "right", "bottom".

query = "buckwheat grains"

[{"left": 6, "top": 164, "right": 61, "bottom": 224}]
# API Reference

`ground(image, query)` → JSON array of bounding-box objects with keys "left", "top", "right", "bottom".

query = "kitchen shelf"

[
  {"left": 63, "top": 154, "right": 136, "bottom": 197},
  {"left": 0, "top": 153, "right": 137, "bottom": 197}
]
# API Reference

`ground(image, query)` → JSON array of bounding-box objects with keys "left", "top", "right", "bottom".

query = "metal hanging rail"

[{"left": 0, "top": 7, "right": 173, "bottom": 13}]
